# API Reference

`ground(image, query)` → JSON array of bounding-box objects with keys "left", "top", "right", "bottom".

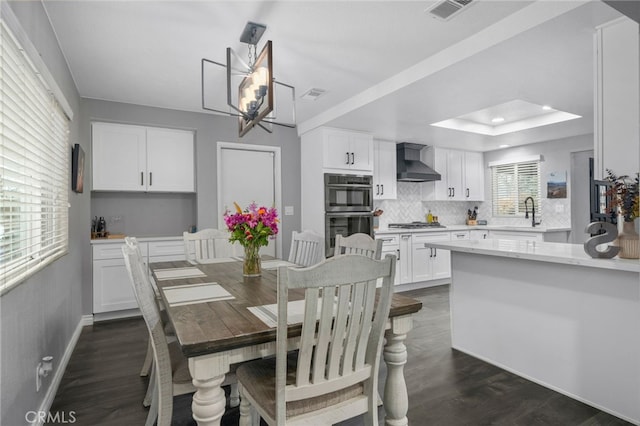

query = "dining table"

[{"left": 150, "top": 257, "right": 423, "bottom": 426}]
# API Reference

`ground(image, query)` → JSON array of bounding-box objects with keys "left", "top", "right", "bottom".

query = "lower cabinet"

[
  {"left": 398, "top": 234, "right": 413, "bottom": 285},
  {"left": 377, "top": 234, "right": 401, "bottom": 285},
  {"left": 411, "top": 232, "right": 451, "bottom": 282},
  {"left": 92, "top": 238, "right": 184, "bottom": 317}
]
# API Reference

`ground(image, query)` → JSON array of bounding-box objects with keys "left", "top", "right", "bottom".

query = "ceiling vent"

[
  {"left": 427, "top": 0, "right": 474, "bottom": 21},
  {"left": 300, "top": 88, "right": 327, "bottom": 101}
]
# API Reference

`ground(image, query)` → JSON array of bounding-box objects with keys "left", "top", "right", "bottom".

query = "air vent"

[
  {"left": 427, "top": 0, "right": 474, "bottom": 21},
  {"left": 300, "top": 88, "right": 327, "bottom": 101}
]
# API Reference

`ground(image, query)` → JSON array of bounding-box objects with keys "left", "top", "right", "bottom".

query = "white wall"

[{"left": 483, "top": 134, "right": 594, "bottom": 228}]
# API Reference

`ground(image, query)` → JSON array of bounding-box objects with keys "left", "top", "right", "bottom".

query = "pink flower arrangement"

[{"left": 223, "top": 202, "right": 279, "bottom": 247}]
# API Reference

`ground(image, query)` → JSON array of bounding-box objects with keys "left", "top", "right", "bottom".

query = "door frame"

[{"left": 216, "top": 142, "right": 283, "bottom": 259}]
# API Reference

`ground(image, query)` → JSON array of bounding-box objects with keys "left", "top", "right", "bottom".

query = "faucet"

[{"left": 523, "top": 197, "right": 540, "bottom": 227}]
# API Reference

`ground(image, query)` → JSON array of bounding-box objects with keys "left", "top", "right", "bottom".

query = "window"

[
  {"left": 0, "top": 19, "right": 70, "bottom": 293},
  {"left": 491, "top": 160, "right": 540, "bottom": 216}
]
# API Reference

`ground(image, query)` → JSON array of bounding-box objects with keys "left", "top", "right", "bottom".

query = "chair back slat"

[
  {"left": 122, "top": 243, "right": 174, "bottom": 426},
  {"left": 183, "top": 228, "right": 236, "bottom": 263},
  {"left": 334, "top": 233, "right": 383, "bottom": 259},
  {"left": 288, "top": 230, "right": 323, "bottom": 267},
  {"left": 276, "top": 253, "right": 396, "bottom": 413}
]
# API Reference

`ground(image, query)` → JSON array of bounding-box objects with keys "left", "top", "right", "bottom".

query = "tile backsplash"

[{"left": 374, "top": 182, "right": 571, "bottom": 228}]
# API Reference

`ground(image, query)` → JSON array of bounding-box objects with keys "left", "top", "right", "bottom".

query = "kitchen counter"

[
  {"left": 431, "top": 238, "right": 640, "bottom": 423},
  {"left": 375, "top": 225, "right": 571, "bottom": 234},
  {"left": 90, "top": 235, "right": 183, "bottom": 244},
  {"left": 425, "top": 239, "right": 640, "bottom": 272}
]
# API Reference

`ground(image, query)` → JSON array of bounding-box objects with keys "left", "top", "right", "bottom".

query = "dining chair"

[
  {"left": 334, "top": 233, "right": 383, "bottom": 259},
  {"left": 124, "top": 237, "right": 176, "bottom": 380},
  {"left": 236, "top": 253, "right": 396, "bottom": 426},
  {"left": 122, "top": 243, "right": 195, "bottom": 426},
  {"left": 287, "top": 230, "right": 324, "bottom": 267},
  {"left": 183, "top": 228, "right": 236, "bottom": 263}
]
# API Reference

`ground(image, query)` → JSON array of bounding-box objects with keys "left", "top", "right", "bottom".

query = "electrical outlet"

[
  {"left": 284, "top": 206, "right": 294, "bottom": 216},
  {"left": 555, "top": 204, "right": 564, "bottom": 213}
]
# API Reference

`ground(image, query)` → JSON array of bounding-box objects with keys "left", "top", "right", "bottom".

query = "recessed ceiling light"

[
  {"left": 430, "top": 100, "right": 581, "bottom": 136},
  {"left": 499, "top": 144, "right": 510, "bottom": 148},
  {"left": 542, "top": 105, "right": 552, "bottom": 110}
]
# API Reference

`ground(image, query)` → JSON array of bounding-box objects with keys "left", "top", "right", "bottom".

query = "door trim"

[{"left": 216, "top": 142, "right": 283, "bottom": 259}]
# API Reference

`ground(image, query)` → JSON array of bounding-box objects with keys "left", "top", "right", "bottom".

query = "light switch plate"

[{"left": 284, "top": 206, "right": 294, "bottom": 216}]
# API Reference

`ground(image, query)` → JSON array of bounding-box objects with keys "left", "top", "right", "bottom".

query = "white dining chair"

[
  {"left": 236, "top": 254, "right": 396, "bottom": 425},
  {"left": 183, "top": 228, "right": 237, "bottom": 263},
  {"left": 287, "top": 230, "right": 324, "bottom": 267},
  {"left": 334, "top": 233, "right": 383, "bottom": 259},
  {"left": 122, "top": 243, "right": 195, "bottom": 426}
]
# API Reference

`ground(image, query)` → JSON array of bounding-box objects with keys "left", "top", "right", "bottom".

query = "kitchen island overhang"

[{"left": 425, "top": 239, "right": 640, "bottom": 424}]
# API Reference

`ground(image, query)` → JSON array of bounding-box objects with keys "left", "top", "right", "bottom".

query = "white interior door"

[{"left": 217, "top": 143, "right": 280, "bottom": 257}]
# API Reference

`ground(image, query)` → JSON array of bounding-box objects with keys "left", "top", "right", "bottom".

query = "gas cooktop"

[{"left": 388, "top": 222, "right": 446, "bottom": 229}]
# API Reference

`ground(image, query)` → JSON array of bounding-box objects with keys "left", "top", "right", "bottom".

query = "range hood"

[{"left": 396, "top": 143, "right": 441, "bottom": 182}]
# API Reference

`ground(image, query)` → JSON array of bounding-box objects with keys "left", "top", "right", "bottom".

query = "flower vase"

[
  {"left": 617, "top": 221, "right": 640, "bottom": 259},
  {"left": 243, "top": 243, "right": 262, "bottom": 277}
]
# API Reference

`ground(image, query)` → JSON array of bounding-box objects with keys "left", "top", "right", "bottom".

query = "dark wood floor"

[{"left": 49, "top": 285, "right": 631, "bottom": 426}]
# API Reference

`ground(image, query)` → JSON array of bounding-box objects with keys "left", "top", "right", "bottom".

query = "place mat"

[
  {"left": 163, "top": 282, "right": 234, "bottom": 307},
  {"left": 248, "top": 298, "right": 333, "bottom": 328},
  {"left": 154, "top": 266, "right": 206, "bottom": 281},
  {"left": 261, "top": 260, "right": 298, "bottom": 270},
  {"left": 190, "top": 257, "right": 237, "bottom": 265}
]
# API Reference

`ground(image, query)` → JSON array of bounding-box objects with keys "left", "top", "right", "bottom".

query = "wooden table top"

[{"left": 151, "top": 259, "right": 423, "bottom": 358}]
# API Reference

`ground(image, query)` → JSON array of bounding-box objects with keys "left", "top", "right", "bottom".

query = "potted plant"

[{"left": 605, "top": 169, "right": 639, "bottom": 258}]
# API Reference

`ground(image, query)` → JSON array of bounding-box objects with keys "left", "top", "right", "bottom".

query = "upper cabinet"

[
  {"left": 321, "top": 128, "right": 374, "bottom": 173},
  {"left": 421, "top": 147, "right": 484, "bottom": 201},
  {"left": 92, "top": 122, "right": 195, "bottom": 192},
  {"left": 373, "top": 140, "right": 397, "bottom": 200}
]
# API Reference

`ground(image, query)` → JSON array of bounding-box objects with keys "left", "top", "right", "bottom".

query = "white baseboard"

[{"left": 32, "top": 315, "right": 88, "bottom": 426}]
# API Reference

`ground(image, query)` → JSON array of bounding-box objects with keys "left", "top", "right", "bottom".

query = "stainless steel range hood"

[{"left": 396, "top": 143, "right": 441, "bottom": 182}]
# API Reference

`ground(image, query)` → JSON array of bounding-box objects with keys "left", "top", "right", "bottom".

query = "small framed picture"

[{"left": 71, "top": 143, "right": 85, "bottom": 193}]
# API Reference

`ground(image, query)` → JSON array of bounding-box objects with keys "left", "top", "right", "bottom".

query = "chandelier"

[{"left": 201, "top": 22, "right": 295, "bottom": 137}]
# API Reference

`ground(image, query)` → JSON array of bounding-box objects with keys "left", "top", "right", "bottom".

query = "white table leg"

[
  {"left": 189, "top": 355, "right": 229, "bottom": 426},
  {"left": 383, "top": 315, "right": 413, "bottom": 426}
]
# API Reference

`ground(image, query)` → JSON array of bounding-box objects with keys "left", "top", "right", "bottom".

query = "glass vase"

[
  {"left": 617, "top": 221, "right": 640, "bottom": 259},
  {"left": 243, "top": 243, "right": 262, "bottom": 277}
]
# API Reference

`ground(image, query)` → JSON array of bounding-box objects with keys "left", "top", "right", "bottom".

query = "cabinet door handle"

[
  {"left": 350, "top": 152, "right": 355, "bottom": 165},
  {"left": 434, "top": 248, "right": 437, "bottom": 257},
  {"left": 380, "top": 184, "right": 384, "bottom": 195},
  {"left": 149, "top": 172, "right": 153, "bottom": 186},
  {"left": 141, "top": 172, "right": 144, "bottom": 186},
  {"left": 466, "top": 188, "right": 469, "bottom": 198},
  {"left": 429, "top": 247, "right": 433, "bottom": 258},
  {"left": 452, "top": 187, "right": 455, "bottom": 197},
  {"left": 483, "top": 234, "right": 487, "bottom": 239},
  {"left": 396, "top": 248, "right": 400, "bottom": 261},
  {"left": 346, "top": 152, "right": 350, "bottom": 165}
]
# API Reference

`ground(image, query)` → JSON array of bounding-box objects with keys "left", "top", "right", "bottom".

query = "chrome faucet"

[{"left": 523, "top": 197, "right": 540, "bottom": 227}]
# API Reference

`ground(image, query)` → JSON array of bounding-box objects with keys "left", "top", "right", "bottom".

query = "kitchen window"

[
  {"left": 0, "top": 15, "right": 71, "bottom": 294},
  {"left": 491, "top": 159, "right": 540, "bottom": 217}
]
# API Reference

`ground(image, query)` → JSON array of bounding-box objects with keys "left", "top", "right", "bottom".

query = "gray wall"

[
  {"left": 1, "top": 2, "right": 84, "bottom": 425},
  {"left": 82, "top": 98, "right": 302, "bottom": 312}
]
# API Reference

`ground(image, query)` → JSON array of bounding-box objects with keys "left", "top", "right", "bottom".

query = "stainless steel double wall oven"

[{"left": 324, "top": 173, "right": 374, "bottom": 256}]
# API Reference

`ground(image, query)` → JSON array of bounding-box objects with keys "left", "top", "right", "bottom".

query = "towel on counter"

[
  {"left": 163, "top": 282, "right": 234, "bottom": 307},
  {"left": 154, "top": 266, "right": 206, "bottom": 281}
]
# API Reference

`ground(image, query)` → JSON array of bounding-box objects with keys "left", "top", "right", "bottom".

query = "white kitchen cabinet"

[
  {"left": 421, "top": 147, "right": 484, "bottom": 202},
  {"left": 398, "top": 234, "right": 413, "bottom": 285},
  {"left": 321, "top": 128, "right": 374, "bottom": 173},
  {"left": 92, "top": 122, "right": 195, "bottom": 192},
  {"left": 373, "top": 140, "right": 397, "bottom": 200},
  {"left": 464, "top": 151, "right": 485, "bottom": 201},
  {"left": 92, "top": 238, "right": 184, "bottom": 317},
  {"left": 411, "top": 232, "right": 451, "bottom": 282},
  {"left": 376, "top": 234, "right": 401, "bottom": 285},
  {"left": 470, "top": 229, "right": 489, "bottom": 240}
]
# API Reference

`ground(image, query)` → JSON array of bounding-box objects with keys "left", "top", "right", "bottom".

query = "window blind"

[
  {"left": 491, "top": 160, "right": 540, "bottom": 216},
  {"left": 0, "top": 20, "right": 70, "bottom": 293}
]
